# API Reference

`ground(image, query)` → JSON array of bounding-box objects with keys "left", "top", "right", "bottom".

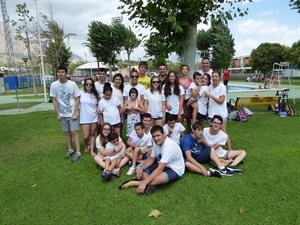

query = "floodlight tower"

[{"left": 1, "top": 0, "right": 16, "bottom": 71}]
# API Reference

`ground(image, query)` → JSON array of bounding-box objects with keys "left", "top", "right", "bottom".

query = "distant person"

[
  {"left": 138, "top": 61, "right": 151, "bottom": 89},
  {"left": 50, "top": 65, "right": 81, "bottom": 163},
  {"left": 199, "top": 57, "right": 213, "bottom": 76},
  {"left": 95, "top": 67, "right": 107, "bottom": 97},
  {"left": 119, "top": 125, "right": 185, "bottom": 195},
  {"left": 163, "top": 114, "right": 185, "bottom": 144},
  {"left": 223, "top": 68, "right": 230, "bottom": 86},
  {"left": 158, "top": 63, "right": 168, "bottom": 86}
]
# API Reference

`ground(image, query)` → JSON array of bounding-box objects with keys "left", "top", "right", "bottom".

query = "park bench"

[{"left": 229, "top": 95, "right": 281, "bottom": 110}]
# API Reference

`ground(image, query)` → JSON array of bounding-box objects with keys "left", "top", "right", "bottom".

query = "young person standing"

[{"left": 50, "top": 65, "right": 81, "bottom": 162}]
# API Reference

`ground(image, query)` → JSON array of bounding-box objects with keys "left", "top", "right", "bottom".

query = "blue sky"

[{"left": 3, "top": 0, "right": 300, "bottom": 61}]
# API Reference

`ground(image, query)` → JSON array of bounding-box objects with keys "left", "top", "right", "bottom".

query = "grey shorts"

[{"left": 61, "top": 117, "right": 79, "bottom": 132}]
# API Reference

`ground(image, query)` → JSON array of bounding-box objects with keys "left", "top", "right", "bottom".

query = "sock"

[
  {"left": 68, "top": 149, "right": 74, "bottom": 152},
  {"left": 132, "top": 165, "right": 136, "bottom": 168},
  {"left": 219, "top": 166, "right": 225, "bottom": 170},
  {"left": 207, "top": 171, "right": 211, "bottom": 176}
]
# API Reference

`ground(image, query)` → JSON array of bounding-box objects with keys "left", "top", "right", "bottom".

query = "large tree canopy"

[
  {"left": 250, "top": 43, "right": 286, "bottom": 76},
  {"left": 289, "top": 0, "right": 300, "bottom": 13},
  {"left": 119, "top": 0, "right": 250, "bottom": 74}
]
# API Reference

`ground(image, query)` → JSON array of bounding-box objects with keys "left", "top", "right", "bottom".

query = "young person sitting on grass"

[
  {"left": 203, "top": 115, "right": 246, "bottom": 173},
  {"left": 180, "top": 121, "right": 234, "bottom": 178},
  {"left": 125, "top": 122, "right": 152, "bottom": 176},
  {"left": 100, "top": 132, "right": 126, "bottom": 181},
  {"left": 163, "top": 114, "right": 185, "bottom": 145},
  {"left": 119, "top": 125, "right": 185, "bottom": 195}
]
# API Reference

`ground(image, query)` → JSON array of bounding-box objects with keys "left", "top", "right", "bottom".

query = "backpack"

[
  {"left": 285, "top": 104, "right": 296, "bottom": 116},
  {"left": 236, "top": 110, "right": 248, "bottom": 122},
  {"left": 228, "top": 111, "right": 238, "bottom": 121},
  {"left": 242, "top": 106, "right": 253, "bottom": 116}
]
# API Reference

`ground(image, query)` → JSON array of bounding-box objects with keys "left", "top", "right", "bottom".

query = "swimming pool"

[{"left": 228, "top": 85, "right": 255, "bottom": 91}]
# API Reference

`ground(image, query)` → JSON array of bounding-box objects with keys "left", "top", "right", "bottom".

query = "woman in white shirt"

[
  {"left": 144, "top": 76, "right": 166, "bottom": 126},
  {"left": 163, "top": 71, "right": 185, "bottom": 123},
  {"left": 80, "top": 78, "right": 100, "bottom": 153}
]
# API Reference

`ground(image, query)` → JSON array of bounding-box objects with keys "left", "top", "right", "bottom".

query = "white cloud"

[{"left": 232, "top": 18, "right": 300, "bottom": 56}]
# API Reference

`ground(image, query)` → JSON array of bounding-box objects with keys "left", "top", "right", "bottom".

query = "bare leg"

[
  {"left": 65, "top": 131, "right": 72, "bottom": 149},
  {"left": 89, "top": 123, "right": 97, "bottom": 152},
  {"left": 228, "top": 150, "right": 246, "bottom": 166},
  {"left": 94, "top": 155, "right": 105, "bottom": 168},
  {"left": 71, "top": 130, "right": 81, "bottom": 153},
  {"left": 81, "top": 124, "right": 91, "bottom": 151},
  {"left": 191, "top": 102, "right": 198, "bottom": 125}
]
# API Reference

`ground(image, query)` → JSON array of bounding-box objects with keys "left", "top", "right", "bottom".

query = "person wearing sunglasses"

[
  {"left": 144, "top": 76, "right": 166, "bottom": 126},
  {"left": 123, "top": 68, "right": 146, "bottom": 103},
  {"left": 79, "top": 78, "right": 100, "bottom": 154}
]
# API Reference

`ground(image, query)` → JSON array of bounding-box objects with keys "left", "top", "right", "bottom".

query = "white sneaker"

[{"left": 126, "top": 166, "right": 136, "bottom": 175}]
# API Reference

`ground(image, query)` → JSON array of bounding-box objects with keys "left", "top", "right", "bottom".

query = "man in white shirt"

[
  {"left": 119, "top": 125, "right": 185, "bottom": 195},
  {"left": 203, "top": 115, "right": 246, "bottom": 173},
  {"left": 95, "top": 68, "right": 107, "bottom": 97}
]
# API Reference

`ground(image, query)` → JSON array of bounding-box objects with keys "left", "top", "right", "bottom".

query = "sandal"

[
  {"left": 118, "top": 178, "right": 139, "bottom": 189},
  {"left": 85, "top": 146, "right": 91, "bottom": 153}
]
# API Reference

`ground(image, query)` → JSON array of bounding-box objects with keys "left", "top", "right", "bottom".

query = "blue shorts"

[
  {"left": 112, "top": 122, "right": 122, "bottom": 128},
  {"left": 185, "top": 146, "right": 211, "bottom": 163},
  {"left": 144, "top": 162, "right": 181, "bottom": 183}
]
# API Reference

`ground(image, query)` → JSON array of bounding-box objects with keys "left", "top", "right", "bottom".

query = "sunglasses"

[
  {"left": 112, "top": 139, "right": 119, "bottom": 144},
  {"left": 85, "top": 83, "right": 93, "bottom": 86},
  {"left": 152, "top": 81, "right": 159, "bottom": 84},
  {"left": 131, "top": 76, "right": 138, "bottom": 78}
]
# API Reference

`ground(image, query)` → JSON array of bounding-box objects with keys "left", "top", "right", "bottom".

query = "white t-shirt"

[
  {"left": 104, "top": 142, "right": 124, "bottom": 160},
  {"left": 163, "top": 84, "right": 185, "bottom": 115},
  {"left": 112, "top": 84, "right": 124, "bottom": 105},
  {"left": 203, "top": 127, "right": 228, "bottom": 157},
  {"left": 144, "top": 89, "right": 165, "bottom": 119},
  {"left": 95, "top": 136, "right": 122, "bottom": 150},
  {"left": 130, "top": 128, "right": 152, "bottom": 140},
  {"left": 208, "top": 83, "right": 228, "bottom": 118},
  {"left": 129, "top": 132, "right": 152, "bottom": 149},
  {"left": 163, "top": 123, "right": 185, "bottom": 144},
  {"left": 79, "top": 91, "right": 98, "bottom": 124},
  {"left": 99, "top": 96, "right": 121, "bottom": 125},
  {"left": 50, "top": 80, "right": 81, "bottom": 117},
  {"left": 185, "top": 82, "right": 196, "bottom": 100},
  {"left": 123, "top": 83, "right": 145, "bottom": 101},
  {"left": 95, "top": 82, "right": 105, "bottom": 97},
  {"left": 198, "top": 69, "right": 213, "bottom": 76},
  {"left": 151, "top": 137, "right": 185, "bottom": 177},
  {"left": 197, "top": 85, "right": 209, "bottom": 115}
]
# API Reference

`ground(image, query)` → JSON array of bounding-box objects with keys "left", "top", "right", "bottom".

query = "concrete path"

[{"left": 0, "top": 94, "right": 54, "bottom": 115}]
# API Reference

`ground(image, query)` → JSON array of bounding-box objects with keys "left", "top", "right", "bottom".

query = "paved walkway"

[{"left": 0, "top": 82, "right": 299, "bottom": 115}]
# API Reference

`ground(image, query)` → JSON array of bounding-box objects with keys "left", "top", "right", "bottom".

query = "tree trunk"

[
  {"left": 127, "top": 51, "right": 131, "bottom": 74},
  {"left": 182, "top": 24, "right": 197, "bottom": 77}
]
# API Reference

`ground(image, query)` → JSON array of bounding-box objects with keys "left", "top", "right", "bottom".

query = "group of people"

[{"left": 50, "top": 58, "right": 246, "bottom": 195}]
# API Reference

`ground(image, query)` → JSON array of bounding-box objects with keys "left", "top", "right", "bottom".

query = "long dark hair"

[
  {"left": 99, "top": 122, "right": 113, "bottom": 148},
  {"left": 84, "top": 78, "right": 100, "bottom": 102},
  {"left": 113, "top": 73, "right": 124, "bottom": 92},
  {"left": 164, "top": 71, "right": 180, "bottom": 98}
]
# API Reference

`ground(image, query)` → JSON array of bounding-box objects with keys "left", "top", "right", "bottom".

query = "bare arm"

[
  {"left": 52, "top": 98, "right": 61, "bottom": 120},
  {"left": 72, "top": 96, "right": 80, "bottom": 119}
]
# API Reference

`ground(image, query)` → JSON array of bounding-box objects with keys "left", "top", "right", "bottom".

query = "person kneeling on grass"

[
  {"left": 101, "top": 132, "right": 126, "bottom": 181},
  {"left": 180, "top": 121, "right": 234, "bottom": 178},
  {"left": 119, "top": 125, "right": 185, "bottom": 195},
  {"left": 126, "top": 122, "right": 152, "bottom": 176},
  {"left": 203, "top": 115, "right": 246, "bottom": 173}
]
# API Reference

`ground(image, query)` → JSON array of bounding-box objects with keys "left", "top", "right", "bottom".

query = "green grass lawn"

[
  {"left": 0, "top": 105, "right": 300, "bottom": 225},
  {"left": 0, "top": 102, "right": 41, "bottom": 110}
]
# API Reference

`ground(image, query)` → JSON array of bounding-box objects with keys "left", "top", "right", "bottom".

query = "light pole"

[
  {"left": 22, "top": 57, "right": 28, "bottom": 88},
  {"left": 34, "top": 0, "right": 47, "bottom": 103}
]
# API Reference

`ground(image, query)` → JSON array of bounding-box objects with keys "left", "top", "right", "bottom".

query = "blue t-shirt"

[{"left": 180, "top": 134, "right": 206, "bottom": 158}]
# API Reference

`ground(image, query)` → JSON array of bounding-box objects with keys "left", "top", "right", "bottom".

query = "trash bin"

[{"left": 46, "top": 85, "right": 53, "bottom": 103}]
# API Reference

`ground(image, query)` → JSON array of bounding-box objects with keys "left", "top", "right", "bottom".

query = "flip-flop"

[{"left": 118, "top": 178, "right": 139, "bottom": 189}]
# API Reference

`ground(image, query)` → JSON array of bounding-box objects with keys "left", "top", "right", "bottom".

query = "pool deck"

[{"left": 227, "top": 81, "right": 300, "bottom": 102}]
